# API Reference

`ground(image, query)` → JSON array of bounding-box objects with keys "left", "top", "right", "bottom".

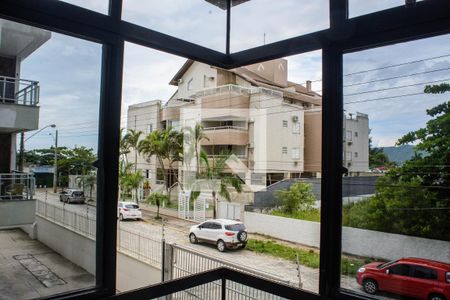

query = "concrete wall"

[
  {"left": 244, "top": 212, "right": 450, "bottom": 262},
  {"left": 0, "top": 103, "right": 39, "bottom": 132},
  {"left": 0, "top": 199, "right": 36, "bottom": 227},
  {"left": 116, "top": 252, "right": 161, "bottom": 293},
  {"left": 35, "top": 215, "right": 95, "bottom": 275}
]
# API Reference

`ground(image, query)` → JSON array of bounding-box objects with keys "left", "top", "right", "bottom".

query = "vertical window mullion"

[{"left": 319, "top": 45, "right": 344, "bottom": 297}]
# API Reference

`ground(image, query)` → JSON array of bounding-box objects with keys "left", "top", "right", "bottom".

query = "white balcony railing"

[
  {"left": 203, "top": 126, "right": 247, "bottom": 131},
  {"left": 191, "top": 84, "right": 283, "bottom": 99},
  {"left": 0, "top": 76, "right": 40, "bottom": 106},
  {"left": 0, "top": 173, "right": 35, "bottom": 200}
]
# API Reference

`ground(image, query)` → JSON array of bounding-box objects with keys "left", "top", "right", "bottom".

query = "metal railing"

[
  {"left": 0, "top": 76, "right": 40, "bottom": 106},
  {"left": 192, "top": 84, "right": 284, "bottom": 99},
  {"left": 36, "top": 199, "right": 96, "bottom": 238},
  {"left": 203, "top": 126, "right": 247, "bottom": 131},
  {"left": 0, "top": 173, "right": 35, "bottom": 201},
  {"left": 117, "top": 226, "right": 162, "bottom": 267}
]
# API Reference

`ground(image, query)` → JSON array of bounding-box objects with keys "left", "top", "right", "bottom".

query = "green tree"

[
  {"left": 123, "top": 128, "right": 142, "bottom": 173},
  {"left": 345, "top": 84, "right": 450, "bottom": 241},
  {"left": 191, "top": 150, "right": 243, "bottom": 219},
  {"left": 145, "top": 192, "right": 168, "bottom": 219},
  {"left": 184, "top": 123, "right": 209, "bottom": 175},
  {"left": 368, "top": 136, "right": 393, "bottom": 169},
  {"left": 275, "top": 182, "right": 316, "bottom": 214},
  {"left": 77, "top": 173, "right": 96, "bottom": 201}
]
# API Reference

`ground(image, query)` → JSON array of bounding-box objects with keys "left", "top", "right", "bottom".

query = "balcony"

[
  {"left": 0, "top": 76, "right": 40, "bottom": 133},
  {"left": 202, "top": 126, "right": 248, "bottom": 146}
]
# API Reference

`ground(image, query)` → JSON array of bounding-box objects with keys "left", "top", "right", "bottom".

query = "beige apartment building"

[{"left": 127, "top": 59, "right": 369, "bottom": 191}]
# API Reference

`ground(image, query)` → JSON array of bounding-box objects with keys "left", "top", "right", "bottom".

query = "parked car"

[
  {"left": 59, "top": 189, "right": 85, "bottom": 204},
  {"left": 357, "top": 257, "right": 450, "bottom": 300},
  {"left": 189, "top": 219, "right": 248, "bottom": 252},
  {"left": 118, "top": 201, "right": 142, "bottom": 221}
]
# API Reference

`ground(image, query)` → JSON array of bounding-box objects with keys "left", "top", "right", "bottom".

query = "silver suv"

[
  {"left": 189, "top": 219, "right": 248, "bottom": 252},
  {"left": 59, "top": 189, "right": 85, "bottom": 204}
]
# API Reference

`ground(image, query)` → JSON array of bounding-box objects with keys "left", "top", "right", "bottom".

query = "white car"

[
  {"left": 189, "top": 219, "right": 248, "bottom": 252},
  {"left": 118, "top": 201, "right": 142, "bottom": 221}
]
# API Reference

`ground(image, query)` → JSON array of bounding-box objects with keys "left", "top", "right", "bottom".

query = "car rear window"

[
  {"left": 125, "top": 204, "right": 139, "bottom": 209},
  {"left": 225, "top": 224, "right": 246, "bottom": 231},
  {"left": 72, "top": 191, "right": 84, "bottom": 197}
]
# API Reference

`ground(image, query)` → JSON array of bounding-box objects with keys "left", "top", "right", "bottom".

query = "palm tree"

[
  {"left": 191, "top": 150, "right": 243, "bottom": 219},
  {"left": 77, "top": 173, "right": 96, "bottom": 201},
  {"left": 124, "top": 129, "right": 142, "bottom": 173},
  {"left": 184, "top": 123, "right": 209, "bottom": 176},
  {"left": 126, "top": 171, "right": 144, "bottom": 203},
  {"left": 119, "top": 128, "right": 131, "bottom": 164},
  {"left": 118, "top": 160, "right": 134, "bottom": 200}
]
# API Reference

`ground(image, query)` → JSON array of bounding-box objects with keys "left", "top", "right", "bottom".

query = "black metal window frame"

[{"left": 0, "top": 0, "right": 449, "bottom": 299}]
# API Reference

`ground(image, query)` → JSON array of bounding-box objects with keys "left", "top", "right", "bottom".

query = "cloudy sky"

[{"left": 20, "top": 0, "right": 449, "bottom": 151}]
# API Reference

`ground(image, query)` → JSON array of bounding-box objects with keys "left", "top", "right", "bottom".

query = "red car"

[{"left": 357, "top": 257, "right": 450, "bottom": 300}]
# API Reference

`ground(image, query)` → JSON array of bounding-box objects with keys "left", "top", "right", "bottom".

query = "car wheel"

[
  {"left": 429, "top": 294, "right": 447, "bottom": 300},
  {"left": 362, "top": 279, "right": 378, "bottom": 295},
  {"left": 119, "top": 214, "right": 124, "bottom": 221},
  {"left": 217, "top": 240, "right": 226, "bottom": 252},
  {"left": 240, "top": 241, "right": 247, "bottom": 249},
  {"left": 237, "top": 230, "right": 248, "bottom": 243},
  {"left": 189, "top": 233, "right": 198, "bottom": 244}
]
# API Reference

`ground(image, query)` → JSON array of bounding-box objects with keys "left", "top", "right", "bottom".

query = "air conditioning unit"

[
  {"left": 292, "top": 115, "right": 299, "bottom": 123},
  {"left": 178, "top": 79, "right": 183, "bottom": 84}
]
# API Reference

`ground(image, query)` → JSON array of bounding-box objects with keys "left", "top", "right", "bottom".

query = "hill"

[{"left": 381, "top": 145, "right": 416, "bottom": 165}]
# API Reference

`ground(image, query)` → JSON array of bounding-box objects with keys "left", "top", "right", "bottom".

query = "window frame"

[{"left": 0, "top": 0, "right": 448, "bottom": 299}]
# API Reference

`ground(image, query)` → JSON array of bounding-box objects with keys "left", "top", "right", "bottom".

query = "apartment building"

[
  {"left": 0, "top": 20, "right": 50, "bottom": 203},
  {"left": 127, "top": 59, "right": 369, "bottom": 188}
]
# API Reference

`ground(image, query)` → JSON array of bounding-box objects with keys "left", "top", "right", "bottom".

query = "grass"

[
  {"left": 246, "top": 239, "right": 367, "bottom": 276},
  {"left": 270, "top": 209, "right": 321, "bottom": 222}
]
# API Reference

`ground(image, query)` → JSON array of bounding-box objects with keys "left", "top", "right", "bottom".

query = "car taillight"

[
  {"left": 225, "top": 232, "right": 235, "bottom": 236},
  {"left": 446, "top": 272, "right": 450, "bottom": 283},
  {"left": 123, "top": 208, "right": 129, "bottom": 211}
]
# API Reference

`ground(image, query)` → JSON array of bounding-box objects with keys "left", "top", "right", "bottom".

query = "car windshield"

[
  {"left": 377, "top": 260, "right": 399, "bottom": 269},
  {"left": 125, "top": 204, "right": 139, "bottom": 209},
  {"left": 72, "top": 191, "right": 84, "bottom": 197},
  {"left": 225, "top": 224, "right": 246, "bottom": 231}
]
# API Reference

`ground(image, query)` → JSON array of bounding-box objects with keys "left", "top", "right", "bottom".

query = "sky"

[{"left": 19, "top": 0, "right": 450, "bottom": 151}]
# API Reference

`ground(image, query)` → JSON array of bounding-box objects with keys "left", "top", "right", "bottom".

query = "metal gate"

[
  {"left": 178, "top": 190, "right": 207, "bottom": 222},
  {"left": 218, "top": 201, "right": 241, "bottom": 220}
]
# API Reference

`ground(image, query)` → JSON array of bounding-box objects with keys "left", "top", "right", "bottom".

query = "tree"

[
  {"left": 145, "top": 193, "right": 168, "bottom": 219},
  {"left": 345, "top": 84, "right": 450, "bottom": 241},
  {"left": 368, "top": 136, "right": 393, "bottom": 169},
  {"left": 126, "top": 171, "right": 145, "bottom": 203},
  {"left": 184, "top": 123, "right": 209, "bottom": 175},
  {"left": 275, "top": 182, "right": 316, "bottom": 214},
  {"left": 77, "top": 173, "right": 96, "bottom": 201},
  {"left": 118, "top": 160, "right": 133, "bottom": 200},
  {"left": 191, "top": 150, "right": 243, "bottom": 219},
  {"left": 123, "top": 128, "right": 142, "bottom": 173}
]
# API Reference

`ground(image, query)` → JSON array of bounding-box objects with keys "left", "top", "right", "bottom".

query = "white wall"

[
  {"left": 0, "top": 199, "right": 36, "bottom": 227},
  {"left": 177, "top": 62, "right": 217, "bottom": 99},
  {"left": 244, "top": 212, "right": 450, "bottom": 262}
]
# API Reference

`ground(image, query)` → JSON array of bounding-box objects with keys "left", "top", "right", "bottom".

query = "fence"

[
  {"left": 0, "top": 173, "right": 35, "bottom": 201},
  {"left": 168, "top": 244, "right": 291, "bottom": 300},
  {"left": 0, "top": 76, "right": 40, "bottom": 105},
  {"left": 36, "top": 200, "right": 96, "bottom": 239},
  {"left": 117, "top": 226, "right": 162, "bottom": 267}
]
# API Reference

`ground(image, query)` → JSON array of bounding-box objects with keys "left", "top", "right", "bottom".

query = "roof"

[
  {"left": 128, "top": 100, "right": 161, "bottom": 109},
  {"left": 169, "top": 60, "right": 194, "bottom": 86}
]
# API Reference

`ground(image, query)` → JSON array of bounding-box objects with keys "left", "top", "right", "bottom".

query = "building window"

[
  {"left": 354, "top": 131, "right": 358, "bottom": 137},
  {"left": 346, "top": 130, "right": 352, "bottom": 141},
  {"left": 282, "top": 120, "right": 288, "bottom": 127},
  {"left": 354, "top": 152, "right": 358, "bottom": 158},
  {"left": 282, "top": 147, "right": 288, "bottom": 154},
  {"left": 187, "top": 77, "right": 193, "bottom": 91},
  {"left": 147, "top": 123, "right": 153, "bottom": 133},
  {"left": 346, "top": 151, "right": 352, "bottom": 161},
  {"left": 293, "top": 122, "right": 300, "bottom": 134},
  {"left": 292, "top": 147, "right": 300, "bottom": 160}
]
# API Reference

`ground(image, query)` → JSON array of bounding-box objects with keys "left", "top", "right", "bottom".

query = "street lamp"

[{"left": 19, "top": 124, "right": 56, "bottom": 171}]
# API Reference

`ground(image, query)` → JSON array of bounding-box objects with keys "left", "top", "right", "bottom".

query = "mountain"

[{"left": 381, "top": 145, "right": 416, "bottom": 165}]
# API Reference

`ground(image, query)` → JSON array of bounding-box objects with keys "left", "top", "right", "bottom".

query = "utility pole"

[{"left": 53, "top": 129, "right": 58, "bottom": 193}]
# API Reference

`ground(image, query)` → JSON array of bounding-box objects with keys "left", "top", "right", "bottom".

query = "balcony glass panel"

[
  {"left": 231, "top": 0, "right": 329, "bottom": 53},
  {"left": 59, "top": 0, "right": 109, "bottom": 14},
  {"left": 0, "top": 18, "right": 101, "bottom": 299},
  {"left": 349, "top": 0, "right": 424, "bottom": 18},
  {"left": 118, "top": 43, "right": 323, "bottom": 295},
  {"left": 341, "top": 34, "right": 450, "bottom": 298},
  {"left": 122, "top": 0, "right": 226, "bottom": 52}
]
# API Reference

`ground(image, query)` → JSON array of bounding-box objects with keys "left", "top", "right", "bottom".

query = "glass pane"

[
  {"left": 0, "top": 18, "right": 101, "bottom": 298},
  {"left": 349, "top": 0, "right": 424, "bottom": 18},
  {"left": 122, "top": 0, "right": 226, "bottom": 52},
  {"left": 117, "top": 43, "right": 323, "bottom": 295},
  {"left": 340, "top": 34, "right": 450, "bottom": 299},
  {"left": 59, "top": 0, "right": 109, "bottom": 14},
  {"left": 231, "top": 0, "right": 329, "bottom": 53}
]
